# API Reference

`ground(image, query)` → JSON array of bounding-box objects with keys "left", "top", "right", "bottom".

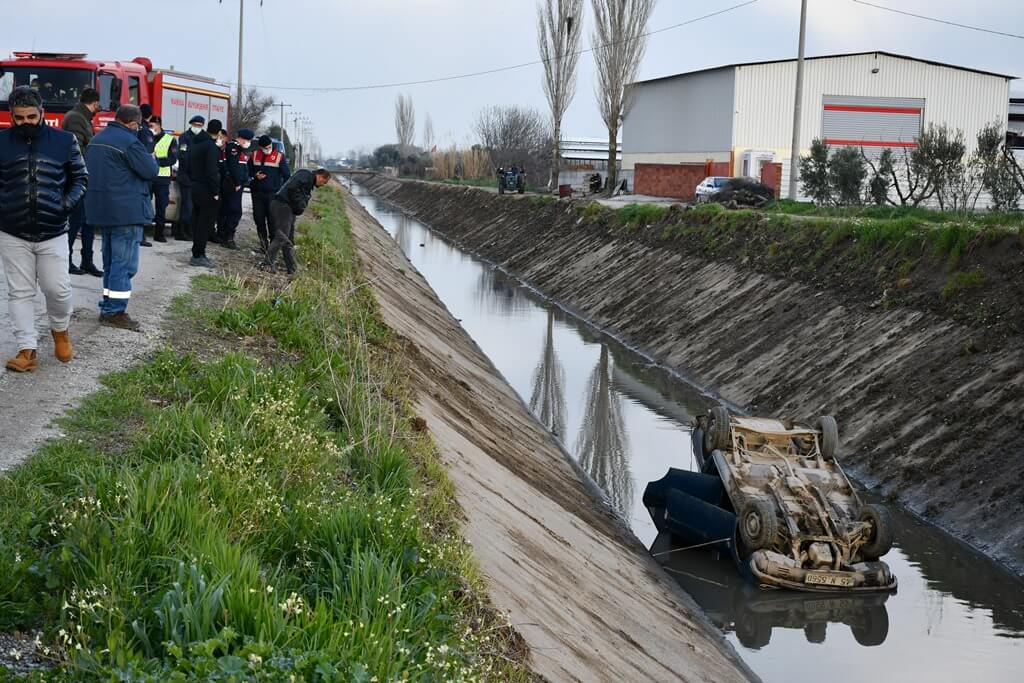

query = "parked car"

[
  {"left": 695, "top": 176, "right": 730, "bottom": 202},
  {"left": 644, "top": 407, "right": 897, "bottom": 593}
]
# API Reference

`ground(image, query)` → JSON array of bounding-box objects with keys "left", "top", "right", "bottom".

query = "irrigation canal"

[{"left": 344, "top": 180, "right": 1024, "bottom": 683}]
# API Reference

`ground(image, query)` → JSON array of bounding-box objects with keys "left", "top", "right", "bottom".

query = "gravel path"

[{"left": 0, "top": 234, "right": 199, "bottom": 470}]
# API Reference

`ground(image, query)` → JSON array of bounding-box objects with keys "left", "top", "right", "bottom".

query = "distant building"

[
  {"left": 1009, "top": 93, "right": 1024, "bottom": 146},
  {"left": 622, "top": 51, "right": 1016, "bottom": 201},
  {"left": 558, "top": 136, "right": 626, "bottom": 188}
]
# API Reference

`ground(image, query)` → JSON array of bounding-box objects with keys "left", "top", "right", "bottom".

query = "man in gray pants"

[
  {"left": 0, "top": 87, "right": 88, "bottom": 372},
  {"left": 262, "top": 168, "right": 331, "bottom": 274}
]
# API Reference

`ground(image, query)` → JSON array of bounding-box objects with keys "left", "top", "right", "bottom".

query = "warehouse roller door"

[{"left": 822, "top": 95, "right": 924, "bottom": 151}]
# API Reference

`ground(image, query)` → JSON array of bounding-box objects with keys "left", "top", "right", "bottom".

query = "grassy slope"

[{"left": 0, "top": 187, "right": 527, "bottom": 681}]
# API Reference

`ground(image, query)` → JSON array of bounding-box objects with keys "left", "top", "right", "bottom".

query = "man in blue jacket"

[
  {"left": 84, "top": 104, "right": 159, "bottom": 331},
  {"left": 0, "top": 87, "right": 87, "bottom": 372}
]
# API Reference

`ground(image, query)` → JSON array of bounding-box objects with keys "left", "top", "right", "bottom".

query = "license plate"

[{"left": 805, "top": 572, "right": 854, "bottom": 587}]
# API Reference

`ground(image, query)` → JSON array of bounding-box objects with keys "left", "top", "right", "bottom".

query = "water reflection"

[
  {"left": 348, "top": 179, "right": 1024, "bottom": 683},
  {"left": 651, "top": 534, "right": 891, "bottom": 649},
  {"left": 475, "top": 266, "right": 533, "bottom": 318},
  {"left": 528, "top": 310, "right": 567, "bottom": 438},
  {"left": 575, "top": 346, "right": 633, "bottom": 518}
]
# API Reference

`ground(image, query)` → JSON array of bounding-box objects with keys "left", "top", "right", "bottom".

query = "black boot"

[
  {"left": 81, "top": 261, "right": 103, "bottom": 277},
  {"left": 69, "top": 258, "right": 84, "bottom": 275},
  {"left": 154, "top": 224, "right": 167, "bottom": 243}
]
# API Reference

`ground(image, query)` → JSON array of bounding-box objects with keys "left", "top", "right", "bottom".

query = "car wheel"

[
  {"left": 704, "top": 406, "right": 732, "bottom": 452},
  {"left": 859, "top": 503, "right": 895, "bottom": 560},
  {"left": 817, "top": 415, "right": 839, "bottom": 461},
  {"left": 738, "top": 496, "right": 779, "bottom": 551}
]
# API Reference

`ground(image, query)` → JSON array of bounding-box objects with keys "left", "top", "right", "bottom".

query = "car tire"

[
  {"left": 738, "top": 496, "right": 779, "bottom": 551},
  {"left": 704, "top": 406, "right": 732, "bottom": 452},
  {"left": 817, "top": 415, "right": 839, "bottom": 461},
  {"left": 859, "top": 504, "right": 895, "bottom": 560}
]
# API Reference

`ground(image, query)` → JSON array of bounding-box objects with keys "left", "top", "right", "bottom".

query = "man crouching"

[{"left": 0, "top": 87, "right": 87, "bottom": 372}]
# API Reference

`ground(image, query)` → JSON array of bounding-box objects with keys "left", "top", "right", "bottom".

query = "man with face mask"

[
  {"left": 0, "top": 86, "right": 88, "bottom": 372},
  {"left": 187, "top": 119, "right": 223, "bottom": 269},
  {"left": 174, "top": 115, "right": 205, "bottom": 240},
  {"left": 149, "top": 116, "right": 178, "bottom": 243},
  {"left": 215, "top": 128, "right": 254, "bottom": 250},
  {"left": 136, "top": 103, "right": 156, "bottom": 248},
  {"left": 84, "top": 104, "right": 159, "bottom": 331},
  {"left": 61, "top": 87, "right": 103, "bottom": 277},
  {"left": 249, "top": 134, "right": 291, "bottom": 252}
]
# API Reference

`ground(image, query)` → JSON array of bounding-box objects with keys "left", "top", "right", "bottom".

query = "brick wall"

[{"left": 634, "top": 162, "right": 728, "bottom": 200}]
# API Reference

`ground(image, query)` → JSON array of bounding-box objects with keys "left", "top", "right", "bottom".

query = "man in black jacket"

[
  {"left": 0, "top": 87, "right": 88, "bottom": 372},
  {"left": 174, "top": 115, "right": 205, "bottom": 240},
  {"left": 61, "top": 87, "right": 102, "bottom": 276},
  {"left": 136, "top": 103, "right": 157, "bottom": 248},
  {"left": 261, "top": 168, "right": 331, "bottom": 274},
  {"left": 187, "top": 119, "right": 223, "bottom": 268}
]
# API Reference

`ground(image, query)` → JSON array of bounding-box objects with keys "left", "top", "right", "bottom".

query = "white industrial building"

[{"left": 622, "top": 51, "right": 1016, "bottom": 199}]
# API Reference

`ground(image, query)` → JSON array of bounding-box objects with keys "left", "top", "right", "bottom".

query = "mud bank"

[
  {"left": 360, "top": 176, "right": 1024, "bottom": 575},
  {"left": 342, "top": 188, "right": 754, "bottom": 682}
]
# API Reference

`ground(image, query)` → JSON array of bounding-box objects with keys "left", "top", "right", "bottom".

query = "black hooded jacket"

[
  {"left": 188, "top": 130, "right": 221, "bottom": 197},
  {"left": 0, "top": 124, "right": 88, "bottom": 242}
]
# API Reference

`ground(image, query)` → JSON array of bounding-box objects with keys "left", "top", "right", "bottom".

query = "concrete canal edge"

[{"left": 342, "top": 187, "right": 758, "bottom": 683}]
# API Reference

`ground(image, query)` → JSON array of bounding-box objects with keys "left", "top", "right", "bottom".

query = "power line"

[
  {"left": 222, "top": 0, "right": 759, "bottom": 92},
  {"left": 851, "top": 0, "right": 1024, "bottom": 40}
]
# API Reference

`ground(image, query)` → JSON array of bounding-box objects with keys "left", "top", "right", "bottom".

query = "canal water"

[{"left": 345, "top": 180, "right": 1024, "bottom": 683}]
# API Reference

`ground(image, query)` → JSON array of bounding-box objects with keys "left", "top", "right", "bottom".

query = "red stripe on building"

[
  {"left": 824, "top": 104, "right": 922, "bottom": 115},
  {"left": 825, "top": 139, "right": 918, "bottom": 148}
]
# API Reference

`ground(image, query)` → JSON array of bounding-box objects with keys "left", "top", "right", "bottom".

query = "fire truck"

[{"left": 0, "top": 52, "right": 230, "bottom": 133}]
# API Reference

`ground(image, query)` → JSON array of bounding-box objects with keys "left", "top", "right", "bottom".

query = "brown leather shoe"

[
  {"left": 99, "top": 312, "right": 141, "bottom": 331},
  {"left": 5, "top": 349, "right": 38, "bottom": 373},
  {"left": 52, "top": 329, "right": 73, "bottom": 362}
]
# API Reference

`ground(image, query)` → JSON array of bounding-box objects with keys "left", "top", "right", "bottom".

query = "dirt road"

[
  {"left": 343, "top": 188, "right": 755, "bottom": 683},
  {"left": 0, "top": 237, "right": 196, "bottom": 469}
]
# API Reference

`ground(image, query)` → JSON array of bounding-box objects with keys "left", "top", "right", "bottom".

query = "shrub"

[
  {"left": 800, "top": 138, "right": 831, "bottom": 205},
  {"left": 829, "top": 146, "right": 867, "bottom": 206}
]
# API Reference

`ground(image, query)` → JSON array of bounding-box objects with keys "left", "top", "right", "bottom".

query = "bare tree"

[
  {"left": 230, "top": 87, "right": 275, "bottom": 133},
  {"left": 538, "top": 0, "right": 584, "bottom": 190},
  {"left": 394, "top": 94, "right": 416, "bottom": 155},
  {"left": 591, "top": 0, "right": 655, "bottom": 194},
  {"left": 422, "top": 113, "right": 435, "bottom": 151},
  {"left": 473, "top": 105, "right": 551, "bottom": 173}
]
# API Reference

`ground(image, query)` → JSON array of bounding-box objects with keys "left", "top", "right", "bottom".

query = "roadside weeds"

[{"left": 0, "top": 187, "right": 531, "bottom": 681}]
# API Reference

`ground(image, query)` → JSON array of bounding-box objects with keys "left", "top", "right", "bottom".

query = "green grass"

[
  {"left": 616, "top": 204, "right": 668, "bottom": 230},
  {"left": 941, "top": 268, "right": 987, "bottom": 299},
  {"left": 0, "top": 187, "right": 526, "bottom": 681},
  {"left": 767, "top": 198, "right": 1024, "bottom": 228}
]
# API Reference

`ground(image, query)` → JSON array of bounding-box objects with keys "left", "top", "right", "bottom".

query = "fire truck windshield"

[{"left": 0, "top": 67, "right": 95, "bottom": 112}]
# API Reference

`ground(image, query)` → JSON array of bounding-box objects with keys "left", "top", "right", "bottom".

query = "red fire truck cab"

[{"left": 0, "top": 52, "right": 230, "bottom": 134}]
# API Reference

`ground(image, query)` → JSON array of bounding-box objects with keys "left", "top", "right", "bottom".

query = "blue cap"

[
  {"left": 188, "top": 114, "right": 205, "bottom": 125},
  {"left": 237, "top": 128, "right": 255, "bottom": 140}
]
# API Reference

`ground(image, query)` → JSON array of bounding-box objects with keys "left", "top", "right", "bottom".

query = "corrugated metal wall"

[
  {"left": 821, "top": 95, "right": 924, "bottom": 148},
  {"left": 733, "top": 53, "right": 1010, "bottom": 153},
  {"left": 623, "top": 67, "right": 735, "bottom": 157}
]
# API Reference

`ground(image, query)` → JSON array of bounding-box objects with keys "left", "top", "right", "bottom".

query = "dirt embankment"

[
  {"left": 342, "top": 188, "right": 755, "bottom": 683},
  {"left": 361, "top": 176, "right": 1024, "bottom": 575}
]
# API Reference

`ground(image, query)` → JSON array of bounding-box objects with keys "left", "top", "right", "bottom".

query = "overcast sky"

[{"left": 2, "top": 0, "right": 1021, "bottom": 156}]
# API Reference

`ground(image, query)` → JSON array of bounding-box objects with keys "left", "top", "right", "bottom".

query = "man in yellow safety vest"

[{"left": 149, "top": 116, "right": 178, "bottom": 243}]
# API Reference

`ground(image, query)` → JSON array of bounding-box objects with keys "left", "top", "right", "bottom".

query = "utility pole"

[
  {"left": 787, "top": 0, "right": 808, "bottom": 201},
  {"left": 236, "top": 0, "right": 245, "bottom": 121},
  {"left": 277, "top": 102, "right": 291, "bottom": 136}
]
